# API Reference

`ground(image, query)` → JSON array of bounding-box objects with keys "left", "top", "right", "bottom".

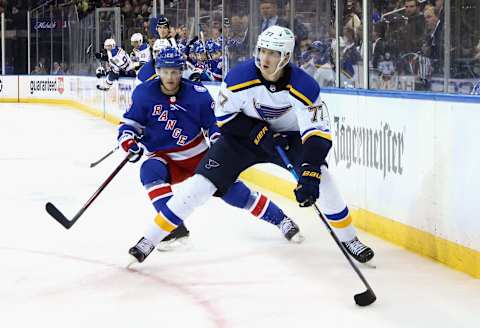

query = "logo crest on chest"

[{"left": 252, "top": 98, "right": 291, "bottom": 121}]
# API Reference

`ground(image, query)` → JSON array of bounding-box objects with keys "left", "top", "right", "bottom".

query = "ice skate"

[
  {"left": 341, "top": 237, "right": 374, "bottom": 264},
  {"left": 126, "top": 237, "right": 155, "bottom": 268},
  {"left": 157, "top": 224, "right": 190, "bottom": 252},
  {"left": 277, "top": 216, "right": 304, "bottom": 244}
]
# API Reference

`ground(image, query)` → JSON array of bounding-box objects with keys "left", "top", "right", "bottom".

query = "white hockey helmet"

[
  {"left": 254, "top": 25, "right": 295, "bottom": 74},
  {"left": 104, "top": 38, "right": 116, "bottom": 51},
  {"left": 152, "top": 39, "right": 163, "bottom": 59},
  {"left": 130, "top": 33, "right": 143, "bottom": 47},
  {"left": 152, "top": 39, "right": 170, "bottom": 59}
]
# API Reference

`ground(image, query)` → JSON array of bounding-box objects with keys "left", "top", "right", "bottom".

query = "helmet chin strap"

[
  {"left": 270, "top": 56, "right": 289, "bottom": 77},
  {"left": 257, "top": 52, "right": 291, "bottom": 80}
]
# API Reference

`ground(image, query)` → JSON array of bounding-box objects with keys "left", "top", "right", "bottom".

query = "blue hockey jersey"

[
  {"left": 120, "top": 78, "right": 219, "bottom": 161},
  {"left": 136, "top": 59, "right": 157, "bottom": 84}
]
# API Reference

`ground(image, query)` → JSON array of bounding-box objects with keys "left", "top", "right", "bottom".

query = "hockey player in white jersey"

[
  {"left": 121, "top": 47, "right": 304, "bottom": 264},
  {"left": 96, "top": 38, "right": 136, "bottom": 91},
  {"left": 155, "top": 15, "right": 178, "bottom": 49},
  {"left": 130, "top": 33, "right": 152, "bottom": 69},
  {"left": 134, "top": 39, "right": 201, "bottom": 87},
  {"left": 127, "top": 25, "right": 375, "bottom": 265}
]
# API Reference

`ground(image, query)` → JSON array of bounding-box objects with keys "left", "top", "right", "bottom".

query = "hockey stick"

[
  {"left": 90, "top": 146, "right": 119, "bottom": 168},
  {"left": 45, "top": 154, "right": 131, "bottom": 229},
  {"left": 275, "top": 146, "right": 377, "bottom": 307}
]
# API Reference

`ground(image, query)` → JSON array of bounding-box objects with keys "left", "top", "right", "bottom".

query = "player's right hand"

[
  {"left": 118, "top": 131, "right": 143, "bottom": 163},
  {"left": 273, "top": 133, "right": 289, "bottom": 151}
]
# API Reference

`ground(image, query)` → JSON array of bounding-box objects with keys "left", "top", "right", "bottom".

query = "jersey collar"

[{"left": 255, "top": 64, "right": 292, "bottom": 93}]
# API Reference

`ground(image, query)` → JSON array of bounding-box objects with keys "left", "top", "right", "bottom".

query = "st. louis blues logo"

[
  {"left": 252, "top": 98, "right": 291, "bottom": 121},
  {"left": 204, "top": 158, "right": 220, "bottom": 170}
]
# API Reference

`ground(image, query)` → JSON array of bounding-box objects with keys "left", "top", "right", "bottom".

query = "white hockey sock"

[{"left": 166, "top": 174, "right": 217, "bottom": 219}]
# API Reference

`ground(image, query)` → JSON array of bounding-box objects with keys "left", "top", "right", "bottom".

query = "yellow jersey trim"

[
  {"left": 302, "top": 129, "right": 333, "bottom": 143},
  {"left": 227, "top": 79, "right": 262, "bottom": 92},
  {"left": 287, "top": 84, "right": 314, "bottom": 106}
]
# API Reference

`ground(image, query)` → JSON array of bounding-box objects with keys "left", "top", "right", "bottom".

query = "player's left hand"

[
  {"left": 294, "top": 164, "right": 321, "bottom": 207},
  {"left": 249, "top": 123, "right": 275, "bottom": 155}
]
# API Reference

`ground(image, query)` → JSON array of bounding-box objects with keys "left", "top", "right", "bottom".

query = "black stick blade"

[
  {"left": 354, "top": 289, "right": 376, "bottom": 306},
  {"left": 45, "top": 202, "right": 73, "bottom": 229}
]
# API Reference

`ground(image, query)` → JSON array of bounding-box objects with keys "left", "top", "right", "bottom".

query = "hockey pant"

[
  {"left": 159, "top": 134, "right": 356, "bottom": 242},
  {"left": 140, "top": 154, "right": 287, "bottom": 243}
]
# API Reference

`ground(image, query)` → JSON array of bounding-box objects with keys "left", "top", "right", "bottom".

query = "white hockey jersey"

[
  {"left": 132, "top": 43, "right": 152, "bottom": 64},
  {"left": 108, "top": 47, "right": 135, "bottom": 73},
  {"left": 215, "top": 59, "right": 331, "bottom": 144},
  {"left": 156, "top": 37, "right": 178, "bottom": 50}
]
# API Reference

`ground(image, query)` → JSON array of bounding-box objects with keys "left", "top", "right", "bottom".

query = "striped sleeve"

[
  {"left": 288, "top": 86, "right": 332, "bottom": 144},
  {"left": 214, "top": 81, "right": 242, "bottom": 127}
]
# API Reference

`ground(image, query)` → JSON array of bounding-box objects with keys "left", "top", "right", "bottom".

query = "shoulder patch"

[{"left": 194, "top": 85, "right": 207, "bottom": 93}]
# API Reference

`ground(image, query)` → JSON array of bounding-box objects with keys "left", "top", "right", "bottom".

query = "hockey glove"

[
  {"left": 118, "top": 131, "right": 144, "bottom": 163},
  {"left": 273, "top": 133, "right": 290, "bottom": 151},
  {"left": 294, "top": 164, "right": 321, "bottom": 207},
  {"left": 249, "top": 123, "right": 275, "bottom": 155},
  {"left": 95, "top": 52, "right": 109, "bottom": 62},
  {"left": 96, "top": 67, "right": 106, "bottom": 78}
]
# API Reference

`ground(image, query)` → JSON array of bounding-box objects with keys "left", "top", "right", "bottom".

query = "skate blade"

[
  {"left": 157, "top": 236, "right": 190, "bottom": 252},
  {"left": 361, "top": 260, "right": 377, "bottom": 269},
  {"left": 289, "top": 232, "right": 305, "bottom": 244},
  {"left": 126, "top": 255, "right": 139, "bottom": 269}
]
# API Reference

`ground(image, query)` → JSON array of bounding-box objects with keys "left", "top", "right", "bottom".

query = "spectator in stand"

[
  {"left": 372, "top": 23, "right": 386, "bottom": 70},
  {"left": 283, "top": 1, "right": 309, "bottom": 61},
  {"left": 259, "top": 0, "right": 288, "bottom": 32},
  {"left": 435, "top": 0, "right": 444, "bottom": 19},
  {"left": 51, "top": 62, "right": 65, "bottom": 75},
  {"left": 177, "top": 24, "right": 189, "bottom": 46},
  {"left": 344, "top": 0, "right": 362, "bottom": 45},
  {"left": 211, "top": 26, "right": 222, "bottom": 44},
  {"left": 421, "top": 5, "right": 443, "bottom": 74},
  {"left": 398, "top": 0, "right": 425, "bottom": 56},
  {"left": 341, "top": 26, "right": 362, "bottom": 87},
  {"left": 225, "top": 15, "right": 249, "bottom": 66}
]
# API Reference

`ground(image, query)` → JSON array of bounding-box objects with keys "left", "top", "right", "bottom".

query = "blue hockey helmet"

[
  {"left": 156, "top": 15, "right": 170, "bottom": 29},
  {"left": 311, "top": 40, "right": 332, "bottom": 65},
  {"left": 194, "top": 41, "right": 206, "bottom": 54},
  {"left": 178, "top": 43, "right": 187, "bottom": 55},
  {"left": 206, "top": 40, "right": 222, "bottom": 54},
  {"left": 155, "top": 47, "right": 185, "bottom": 70}
]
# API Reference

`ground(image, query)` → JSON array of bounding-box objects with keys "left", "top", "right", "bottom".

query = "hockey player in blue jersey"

[
  {"left": 127, "top": 26, "right": 375, "bottom": 265},
  {"left": 120, "top": 47, "right": 304, "bottom": 265},
  {"left": 206, "top": 40, "right": 223, "bottom": 81}
]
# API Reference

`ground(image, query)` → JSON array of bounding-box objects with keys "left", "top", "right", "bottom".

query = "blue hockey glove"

[
  {"left": 249, "top": 123, "right": 275, "bottom": 155},
  {"left": 118, "top": 131, "right": 143, "bottom": 163},
  {"left": 294, "top": 164, "right": 321, "bottom": 207}
]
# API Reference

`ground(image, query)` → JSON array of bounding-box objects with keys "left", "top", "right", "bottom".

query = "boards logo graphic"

[
  {"left": 57, "top": 77, "right": 64, "bottom": 94},
  {"left": 332, "top": 115, "right": 406, "bottom": 178},
  {"left": 29, "top": 77, "right": 66, "bottom": 95},
  {"left": 0, "top": 79, "right": 3, "bottom": 92}
]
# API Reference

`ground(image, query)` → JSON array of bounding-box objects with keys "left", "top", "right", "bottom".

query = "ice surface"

[{"left": 0, "top": 103, "right": 478, "bottom": 328}]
